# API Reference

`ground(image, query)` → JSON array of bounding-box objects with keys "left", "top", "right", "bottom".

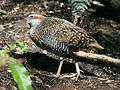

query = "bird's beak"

[
  {"left": 24, "top": 18, "right": 32, "bottom": 29},
  {"left": 28, "top": 22, "right": 32, "bottom": 29},
  {"left": 21, "top": 18, "right": 31, "bottom": 29}
]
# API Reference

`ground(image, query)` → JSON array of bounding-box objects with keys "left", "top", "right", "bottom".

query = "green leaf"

[
  {"left": 0, "top": 39, "right": 33, "bottom": 90},
  {"left": 9, "top": 61, "right": 33, "bottom": 90},
  {"left": 3, "top": 39, "right": 31, "bottom": 54}
]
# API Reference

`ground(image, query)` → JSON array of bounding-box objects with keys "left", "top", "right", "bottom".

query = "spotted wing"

[{"left": 36, "top": 30, "right": 70, "bottom": 55}]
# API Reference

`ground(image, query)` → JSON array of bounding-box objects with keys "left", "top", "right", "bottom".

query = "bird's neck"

[{"left": 31, "top": 19, "right": 41, "bottom": 27}]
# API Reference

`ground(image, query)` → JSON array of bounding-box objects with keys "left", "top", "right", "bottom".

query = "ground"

[{"left": 0, "top": 0, "right": 120, "bottom": 90}]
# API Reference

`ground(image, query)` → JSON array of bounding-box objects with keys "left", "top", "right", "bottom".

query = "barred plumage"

[
  {"left": 28, "top": 16, "right": 103, "bottom": 55},
  {"left": 27, "top": 14, "right": 103, "bottom": 80}
]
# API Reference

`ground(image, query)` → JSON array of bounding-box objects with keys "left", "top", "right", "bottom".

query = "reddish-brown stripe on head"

[
  {"left": 27, "top": 14, "right": 47, "bottom": 28},
  {"left": 31, "top": 15, "right": 46, "bottom": 20}
]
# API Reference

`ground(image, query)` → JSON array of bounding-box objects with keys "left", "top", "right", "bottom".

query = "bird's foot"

[
  {"left": 59, "top": 62, "right": 84, "bottom": 80},
  {"left": 52, "top": 74, "right": 61, "bottom": 78},
  {"left": 59, "top": 71, "right": 83, "bottom": 80},
  {"left": 74, "top": 62, "right": 84, "bottom": 80},
  {"left": 59, "top": 73, "right": 77, "bottom": 79},
  {"left": 50, "top": 61, "right": 84, "bottom": 81}
]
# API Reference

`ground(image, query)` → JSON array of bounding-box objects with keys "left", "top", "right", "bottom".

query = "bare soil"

[{"left": 0, "top": 0, "right": 120, "bottom": 90}]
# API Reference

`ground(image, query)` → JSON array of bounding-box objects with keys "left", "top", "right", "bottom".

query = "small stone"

[{"left": 0, "top": 25, "right": 5, "bottom": 31}]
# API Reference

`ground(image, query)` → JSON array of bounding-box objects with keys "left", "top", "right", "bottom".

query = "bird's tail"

[{"left": 89, "top": 42, "right": 104, "bottom": 50}]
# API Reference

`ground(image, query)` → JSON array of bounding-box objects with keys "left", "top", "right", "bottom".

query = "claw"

[{"left": 59, "top": 73, "right": 77, "bottom": 79}]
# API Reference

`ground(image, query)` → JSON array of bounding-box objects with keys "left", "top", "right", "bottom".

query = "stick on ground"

[{"left": 74, "top": 51, "right": 120, "bottom": 66}]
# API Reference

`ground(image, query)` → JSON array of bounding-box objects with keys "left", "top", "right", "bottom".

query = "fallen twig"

[
  {"left": 0, "top": 9, "right": 7, "bottom": 15},
  {"left": 74, "top": 51, "right": 120, "bottom": 66}
]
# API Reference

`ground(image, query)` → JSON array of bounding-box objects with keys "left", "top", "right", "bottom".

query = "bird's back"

[{"left": 30, "top": 17, "right": 103, "bottom": 56}]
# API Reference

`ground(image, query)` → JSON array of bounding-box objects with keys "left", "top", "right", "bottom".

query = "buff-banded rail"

[{"left": 26, "top": 14, "right": 104, "bottom": 80}]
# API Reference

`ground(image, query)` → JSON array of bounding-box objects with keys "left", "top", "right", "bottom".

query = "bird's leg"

[
  {"left": 75, "top": 62, "right": 81, "bottom": 80},
  {"left": 59, "top": 62, "right": 83, "bottom": 80},
  {"left": 55, "top": 60, "right": 64, "bottom": 77}
]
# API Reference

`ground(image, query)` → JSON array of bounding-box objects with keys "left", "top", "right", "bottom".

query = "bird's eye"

[{"left": 29, "top": 15, "right": 34, "bottom": 18}]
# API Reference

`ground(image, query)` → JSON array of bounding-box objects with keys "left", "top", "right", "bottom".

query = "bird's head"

[{"left": 26, "top": 14, "right": 46, "bottom": 28}]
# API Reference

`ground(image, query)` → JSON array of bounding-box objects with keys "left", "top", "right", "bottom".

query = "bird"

[{"left": 26, "top": 14, "right": 104, "bottom": 80}]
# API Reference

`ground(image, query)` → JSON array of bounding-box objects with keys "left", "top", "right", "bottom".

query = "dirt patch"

[{"left": 0, "top": 0, "right": 120, "bottom": 90}]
